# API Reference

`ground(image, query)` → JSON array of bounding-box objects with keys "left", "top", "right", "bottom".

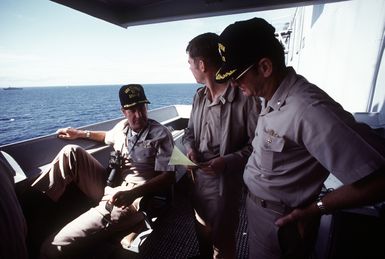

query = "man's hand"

[
  {"left": 110, "top": 189, "right": 138, "bottom": 209},
  {"left": 56, "top": 127, "right": 81, "bottom": 140},
  {"left": 123, "top": 159, "right": 136, "bottom": 170},
  {"left": 186, "top": 148, "right": 199, "bottom": 163},
  {"left": 200, "top": 156, "right": 226, "bottom": 175},
  {"left": 275, "top": 204, "right": 320, "bottom": 238},
  {"left": 275, "top": 207, "right": 304, "bottom": 226},
  {"left": 186, "top": 148, "right": 201, "bottom": 171}
]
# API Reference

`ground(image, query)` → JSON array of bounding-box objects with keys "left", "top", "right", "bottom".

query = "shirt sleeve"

[
  {"left": 299, "top": 101, "right": 385, "bottom": 184},
  {"left": 154, "top": 127, "right": 175, "bottom": 172},
  {"left": 104, "top": 119, "right": 126, "bottom": 145},
  {"left": 182, "top": 91, "right": 199, "bottom": 151}
]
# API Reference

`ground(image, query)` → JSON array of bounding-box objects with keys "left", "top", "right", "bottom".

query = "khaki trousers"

[
  {"left": 246, "top": 193, "right": 320, "bottom": 259},
  {"left": 192, "top": 169, "right": 241, "bottom": 259},
  {"left": 32, "top": 145, "right": 143, "bottom": 258}
]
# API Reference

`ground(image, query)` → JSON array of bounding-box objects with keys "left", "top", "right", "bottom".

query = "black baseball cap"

[
  {"left": 215, "top": 18, "right": 277, "bottom": 83},
  {"left": 119, "top": 84, "right": 150, "bottom": 109}
]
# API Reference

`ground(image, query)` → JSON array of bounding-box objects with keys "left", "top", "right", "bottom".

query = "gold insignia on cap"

[
  {"left": 125, "top": 85, "right": 141, "bottom": 98},
  {"left": 218, "top": 43, "right": 226, "bottom": 62},
  {"left": 215, "top": 69, "right": 236, "bottom": 80}
]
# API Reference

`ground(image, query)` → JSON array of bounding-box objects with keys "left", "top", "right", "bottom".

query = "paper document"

[{"left": 168, "top": 145, "right": 197, "bottom": 166}]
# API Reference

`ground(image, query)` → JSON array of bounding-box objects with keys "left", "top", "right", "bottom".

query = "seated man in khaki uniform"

[{"left": 32, "top": 84, "right": 175, "bottom": 258}]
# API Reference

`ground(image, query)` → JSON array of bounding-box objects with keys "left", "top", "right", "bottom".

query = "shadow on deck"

[
  {"left": 20, "top": 172, "right": 385, "bottom": 259},
  {"left": 21, "top": 175, "right": 249, "bottom": 259},
  {"left": 92, "top": 176, "right": 249, "bottom": 259}
]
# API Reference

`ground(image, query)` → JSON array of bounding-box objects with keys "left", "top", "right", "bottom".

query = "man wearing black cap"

[
  {"left": 216, "top": 18, "right": 385, "bottom": 259},
  {"left": 32, "top": 84, "right": 175, "bottom": 258}
]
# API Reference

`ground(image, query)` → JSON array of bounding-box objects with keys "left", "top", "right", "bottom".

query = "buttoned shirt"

[
  {"left": 183, "top": 84, "right": 259, "bottom": 174},
  {"left": 105, "top": 118, "right": 175, "bottom": 185},
  {"left": 198, "top": 87, "right": 229, "bottom": 161},
  {"left": 244, "top": 67, "right": 385, "bottom": 207}
]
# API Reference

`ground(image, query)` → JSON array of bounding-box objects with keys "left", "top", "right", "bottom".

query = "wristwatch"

[
  {"left": 316, "top": 197, "right": 327, "bottom": 214},
  {"left": 85, "top": 130, "right": 91, "bottom": 139}
]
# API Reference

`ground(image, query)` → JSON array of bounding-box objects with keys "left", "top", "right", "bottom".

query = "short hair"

[{"left": 186, "top": 32, "right": 222, "bottom": 69}]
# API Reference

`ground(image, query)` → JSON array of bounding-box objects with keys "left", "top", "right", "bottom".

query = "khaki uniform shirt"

[
  {"left": 183, "top": 84, "right": 259, "bottom": 174},
  {"left": 105, "top": 118, "right": 175, "bottom": 185},
  {"left": 198, "top": 87, "right": 229, "bottom": 161},
  {"left": 244, "top": 67, "right": 385, "bottom": 207}
]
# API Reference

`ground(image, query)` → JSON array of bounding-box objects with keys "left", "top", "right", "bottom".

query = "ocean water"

[{"left": 0, "top": 84, "right": 199, "bottom": 146}]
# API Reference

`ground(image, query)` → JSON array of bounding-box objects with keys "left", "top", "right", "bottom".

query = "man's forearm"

[
  {"left": 276, "top": 167, "right": 385, "bottom": 226},
  {"left": 321, "top": 168, "right": 385, "bottom": 214},
  {"left": 131, "top": 171, "right": 175, "bottom": 199},
  {"left": 82, "top": 130, "right": 106, "bottom": 142}
]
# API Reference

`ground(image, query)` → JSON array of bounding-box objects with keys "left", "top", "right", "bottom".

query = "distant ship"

[{"left": 3, "top": 87, "right": 23, "bottom": 90}]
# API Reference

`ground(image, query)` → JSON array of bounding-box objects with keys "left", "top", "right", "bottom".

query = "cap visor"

[
  {"left": 123, "top": 100, "right": 150, "bottom": 109},
  {"left": 215, "top": 66, "right": 238, "bottom": 83},
  {"left": 216, "top": 61, "right": 255, "bottom": 83},
  {"left": 235, "top": 63, "right": 255, "bottom": 80}
]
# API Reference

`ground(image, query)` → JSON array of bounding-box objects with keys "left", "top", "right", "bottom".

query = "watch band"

[{"left": 85, "top": 130, "right": 91, "bottom": 139}]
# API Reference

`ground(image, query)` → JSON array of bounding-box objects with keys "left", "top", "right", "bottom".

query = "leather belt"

[{"left": 247, "top": 191, "right": 290, "bottom": 214}]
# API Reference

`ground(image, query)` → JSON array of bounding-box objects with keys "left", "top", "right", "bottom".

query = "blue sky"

[{"left": 0, "top": 0, "right": 295, "bottom": 87}]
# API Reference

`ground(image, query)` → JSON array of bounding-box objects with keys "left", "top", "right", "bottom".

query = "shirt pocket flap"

[{"left": 261, "top": 129, "right": 284, "bottom": 152}]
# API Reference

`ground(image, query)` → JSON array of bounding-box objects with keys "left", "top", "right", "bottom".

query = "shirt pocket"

[
  {"left": 133, "top": 140, "right": 157, "bottom": 163},
  {"left": 259, "top": 129, "right": 285, "bottom": 171}
]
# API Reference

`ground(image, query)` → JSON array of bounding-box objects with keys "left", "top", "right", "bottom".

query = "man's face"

[
  {"left": 121, "top": 103, "right": 148, "bottom": 132},
  {"left": 230, "top": 63, "right": 267, "bottom": 98},
  {"left": 188, "top": 55, "right": 204, "bottom": 84}
]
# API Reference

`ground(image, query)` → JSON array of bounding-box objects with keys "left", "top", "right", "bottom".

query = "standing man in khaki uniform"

[
  {"left": 32, "top": 84, "right": 175, "bottom": 258},
  {"left": 183, "top": 32, "right": 259, "bottom": 259},
  {"left": 216, "top": 17, "right": 385, "bottom": 259}
]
